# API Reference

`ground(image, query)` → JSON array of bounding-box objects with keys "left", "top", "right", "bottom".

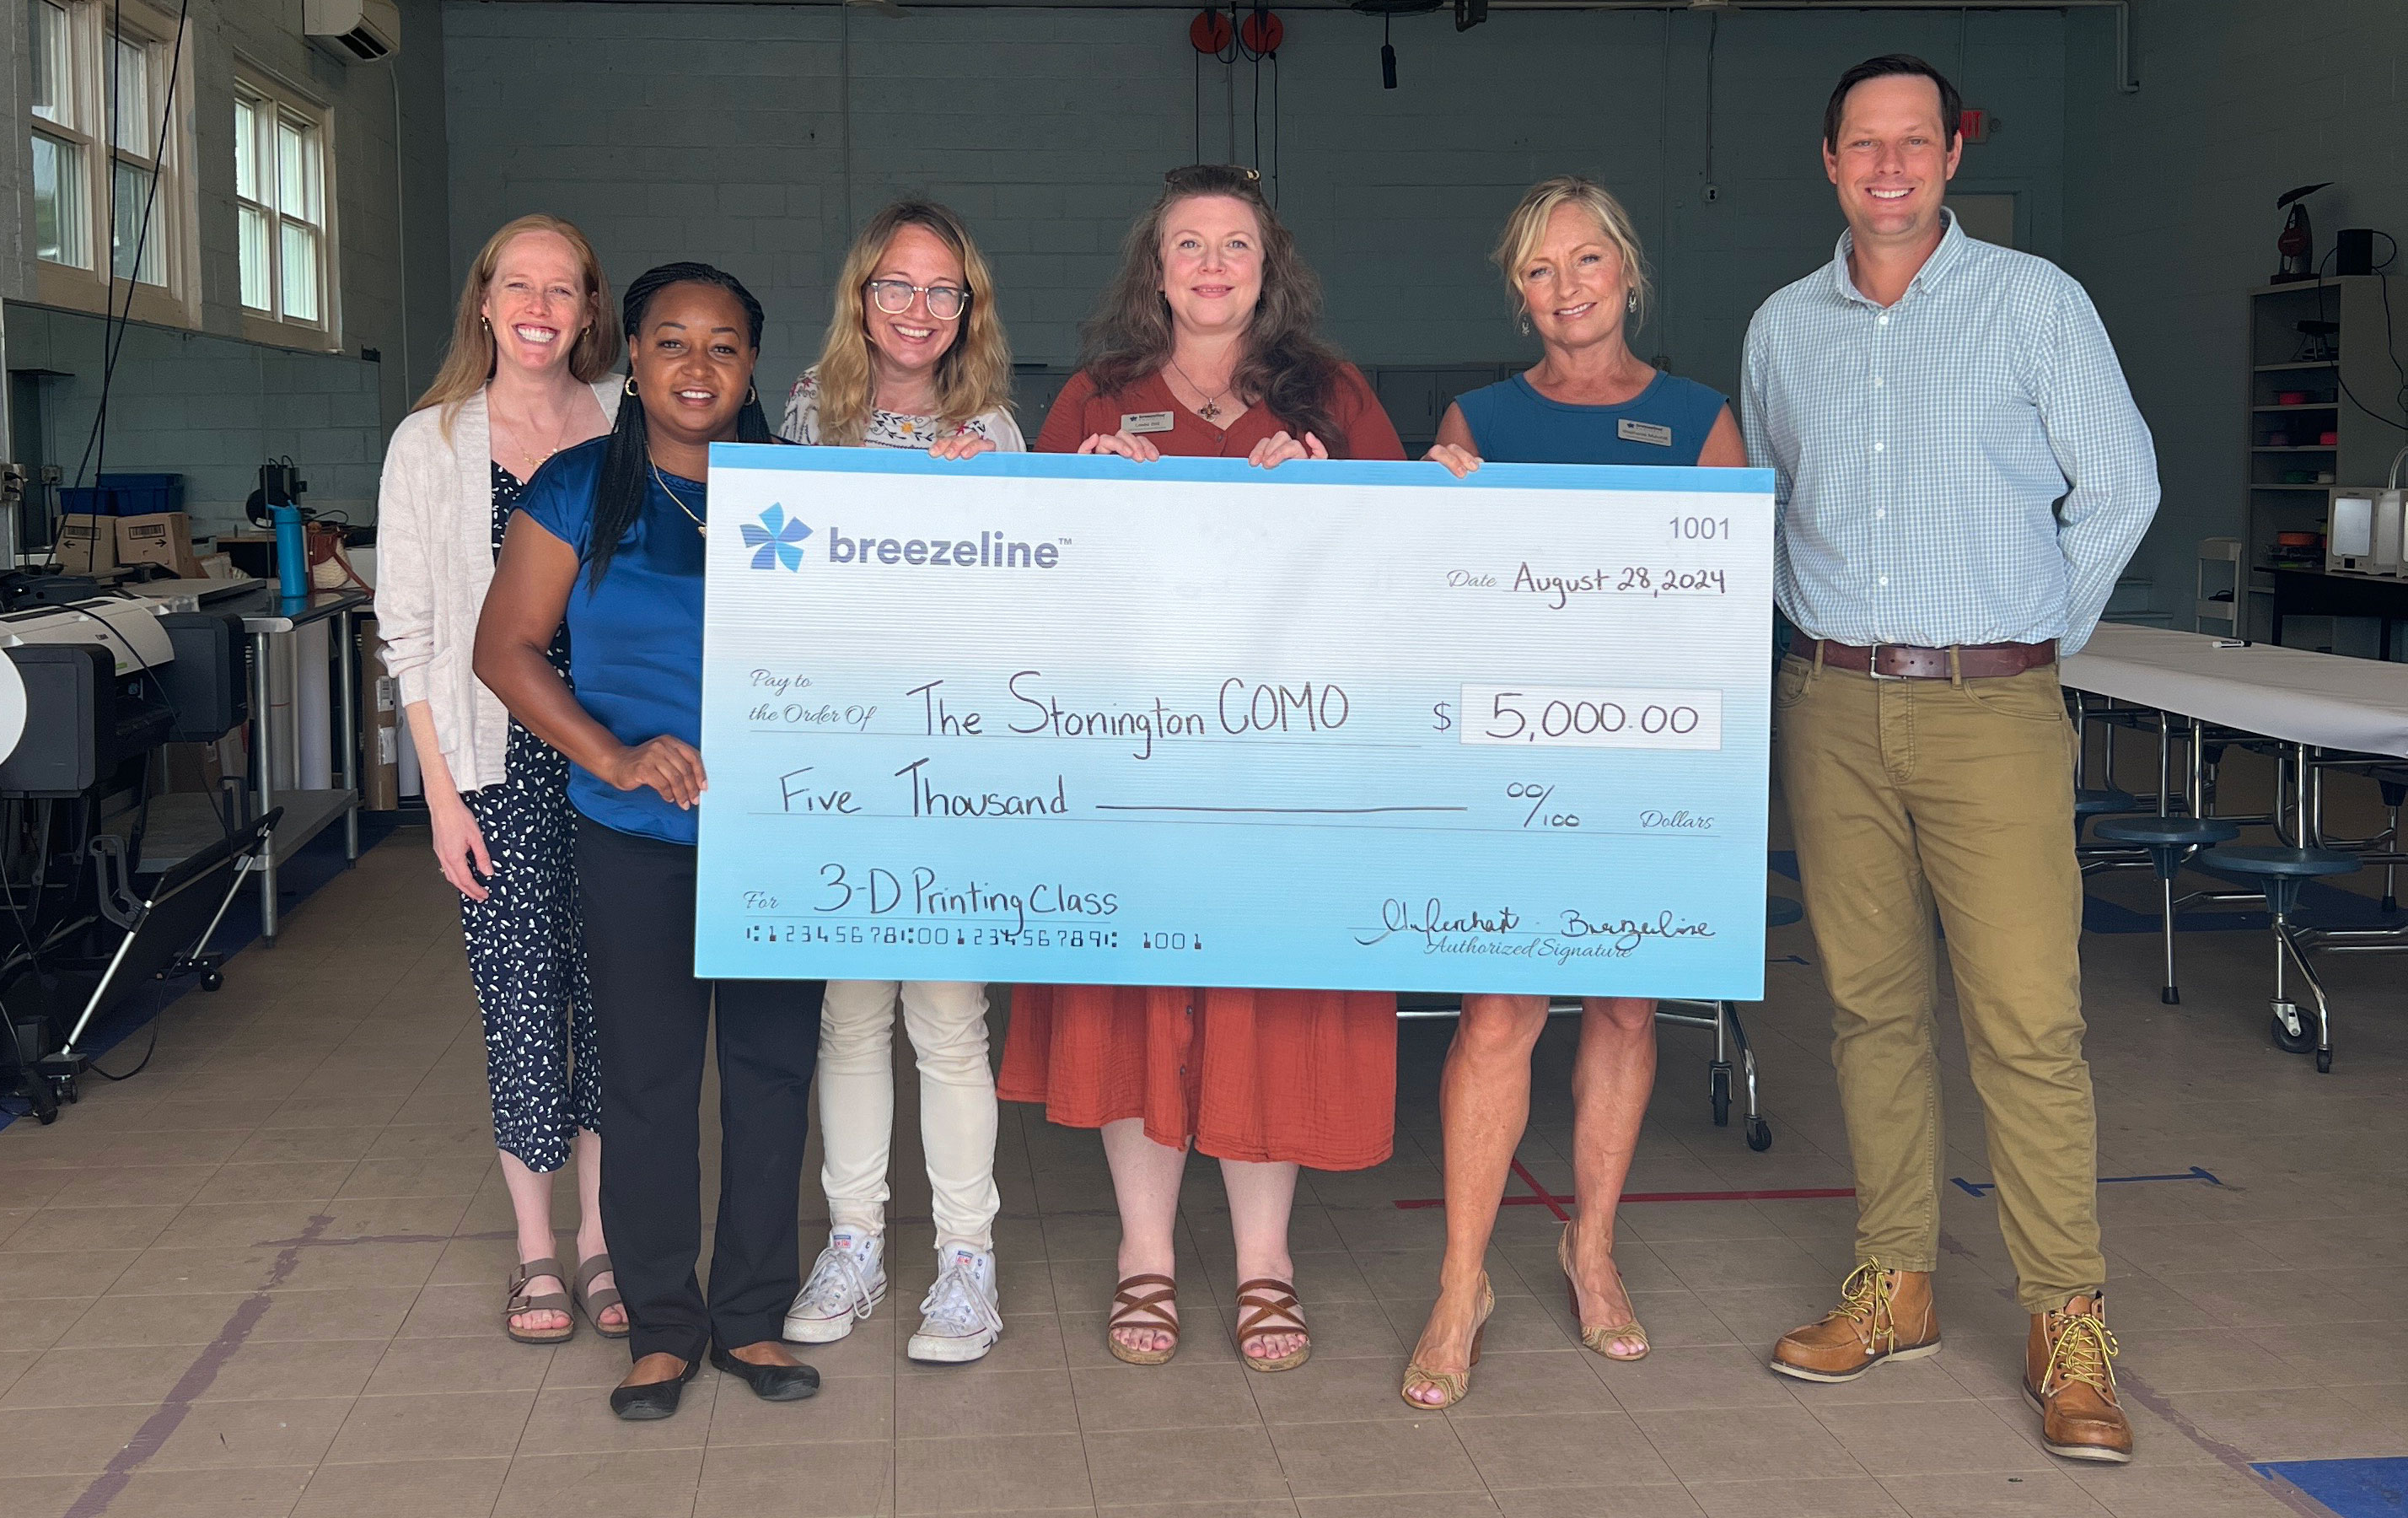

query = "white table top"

[{"left": 2061, "top": 623, "right": 2408, "bottom": 759}]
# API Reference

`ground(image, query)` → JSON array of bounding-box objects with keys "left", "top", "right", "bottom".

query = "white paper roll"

[{"left": 0, "top": 654, "right": 26, "bottom": 766}]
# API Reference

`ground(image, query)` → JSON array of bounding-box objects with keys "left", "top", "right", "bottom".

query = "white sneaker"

[
  {"left": 782, "top": 1229, "right": 886, "bottom": 1344},
  {"left": 907, "top": 1245, "right": 1002, "bottom": 1364}
]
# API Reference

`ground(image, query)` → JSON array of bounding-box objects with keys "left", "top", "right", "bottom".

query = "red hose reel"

[{"left": 1191, "top": 8, "right": 1282, "bottom": 57}]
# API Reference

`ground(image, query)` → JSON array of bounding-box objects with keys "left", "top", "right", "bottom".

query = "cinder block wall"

[
  {"left": 2063, "top": 1, "right": 2408, "bottom": 654},
  {"left": 2, "top": 0, "right": 456, "bottom": 533},
  {"left": 443, "top": 3, "right": 2069, "bottom": 417}
]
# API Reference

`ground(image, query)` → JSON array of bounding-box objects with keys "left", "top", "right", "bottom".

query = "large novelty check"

[{"left": 694, "top": 446, "right": 1774, "bottom": 999}]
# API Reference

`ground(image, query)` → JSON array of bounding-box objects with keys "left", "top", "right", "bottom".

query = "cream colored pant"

[{"left": 817, "top": 979, "right": 999, "bottom": 1252}]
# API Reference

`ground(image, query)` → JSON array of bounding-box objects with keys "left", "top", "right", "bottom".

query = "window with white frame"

[
  {"left": 24, "top": 0, "right": 191, "bottom": 313},
  {"left": 30, "top": 0, "right": 94, "bottom": 271},
  {"left": 234, "top": 78, "right": 330, "bottom": 332}
]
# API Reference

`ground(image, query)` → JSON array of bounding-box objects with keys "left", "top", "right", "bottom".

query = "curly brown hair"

[{"left": 1078, "top": 165, "right": 1350, "bottom": 454}]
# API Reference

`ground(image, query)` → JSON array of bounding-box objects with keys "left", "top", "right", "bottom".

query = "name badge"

[
  {"left": 1617, "top": 418, "right": 1674, "bottom": 448},
  {"left": 1121, "top": 411, "right": 1176, "bottom": 435}
]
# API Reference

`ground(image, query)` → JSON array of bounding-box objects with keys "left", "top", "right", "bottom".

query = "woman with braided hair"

[{"left": 476, "top": 261, "right": 827, "bottom": 1422}]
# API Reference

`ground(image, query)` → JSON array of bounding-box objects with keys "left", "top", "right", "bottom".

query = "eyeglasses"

[
  {"left": 1164, "top": 164, "right": 1261, "bottom": 188},
  {"left": 866, "top": 280, "right": 969, "bottom": 320}
]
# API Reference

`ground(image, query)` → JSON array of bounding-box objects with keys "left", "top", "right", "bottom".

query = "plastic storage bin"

[{"left": 57, "top": 472, "right": 184, "bottom": 518}]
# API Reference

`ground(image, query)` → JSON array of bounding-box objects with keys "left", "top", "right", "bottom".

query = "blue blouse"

[
  {"left": 1454, "top": 370, "right": 1729, "bottom": 467},
  {"left": 515, "top": 438, "right": 710, "bottom": 846}
]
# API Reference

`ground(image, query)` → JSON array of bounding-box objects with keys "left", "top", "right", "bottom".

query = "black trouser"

[{"left": 575, "top": 816, "right": 824, "bottom": 1364}]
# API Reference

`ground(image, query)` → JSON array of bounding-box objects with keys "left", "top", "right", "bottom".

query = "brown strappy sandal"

[
  {"left": 1401, "top": 1275, "right": 1495, "bottom": 1410},
  {"left": 504, "top": 1256, "right": 575, "bottom": 1345},
  {"left": 1560, "top": 1220, "right": 1649, "bottom": 1361},
  {"left": 1234, "top": 1278, "right": 1311, "bottom": 1373},
  {"left": 1106, "top": 1273, "right": 1180, "bottom": 1366},
  {"left": 574, "top": 1253, "right": 628, "bottom": 1339}
]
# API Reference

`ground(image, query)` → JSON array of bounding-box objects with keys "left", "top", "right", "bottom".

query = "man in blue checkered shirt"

[{"left": 1742, "top": 55, "right": 2157, "bottom": 1465}]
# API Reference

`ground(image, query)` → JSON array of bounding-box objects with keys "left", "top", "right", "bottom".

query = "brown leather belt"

[{"left": 1796, "top": 638, "right": 2057, "bottom": 681}]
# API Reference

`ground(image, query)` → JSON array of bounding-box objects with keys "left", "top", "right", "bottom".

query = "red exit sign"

[{"left": 1959, "top": 108, "right": 1990, "bottom": 143}]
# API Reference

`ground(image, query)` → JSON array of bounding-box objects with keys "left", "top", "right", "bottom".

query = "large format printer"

[
  {"left": 0, "top": 590, "right": 246, "bottom": 794},
  {"left": 1, "top": 586, "right": 262, "bottom": 1122}
]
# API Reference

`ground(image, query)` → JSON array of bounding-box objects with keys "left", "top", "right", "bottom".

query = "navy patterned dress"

[{"left": 460, "top": 461, "right": 599, "bottom": 1170}]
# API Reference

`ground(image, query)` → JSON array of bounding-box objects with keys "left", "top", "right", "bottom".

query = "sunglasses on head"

[{"left": 1163, "top": 164, "right": 1263, "bottom": 189}]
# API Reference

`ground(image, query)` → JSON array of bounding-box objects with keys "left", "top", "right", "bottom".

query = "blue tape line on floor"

[
  {"left": 0, "top": 815, "right": 400, "bottom": 1130},
  {"left": 2254, "top": 1457, "right": 2408, "bottom": 1516}
]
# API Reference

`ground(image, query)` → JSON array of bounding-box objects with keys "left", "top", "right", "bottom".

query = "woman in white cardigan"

[{"left": 374, "top": 214, "right": 625, "bottom": 1345}]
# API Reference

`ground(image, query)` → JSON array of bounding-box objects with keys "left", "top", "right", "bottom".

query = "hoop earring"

[
  {"left": 624, "top": 375, "right": 638, "bottom": 397},
  {"left": 746, "top": 384, "right": 758, "bottom": 406}
]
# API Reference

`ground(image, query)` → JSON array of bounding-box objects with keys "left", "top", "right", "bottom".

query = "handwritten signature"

[{"left": 1355, "top": 898, "right": 1521, "bottom": 947}]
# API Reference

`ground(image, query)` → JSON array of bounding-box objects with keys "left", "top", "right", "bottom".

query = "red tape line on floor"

[{"left": 1395, "top": 1168, "right": 1855, "bottom": 1211}]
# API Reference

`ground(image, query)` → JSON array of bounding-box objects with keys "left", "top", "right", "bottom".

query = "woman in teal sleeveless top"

[{"left": 1405, "top": 176, "right": 1747, "bottom": 1415}]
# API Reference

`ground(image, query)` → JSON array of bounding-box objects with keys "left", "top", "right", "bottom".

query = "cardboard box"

[
  {"left": 54, "top": 514, "right": 118, "bottom": 573},
  {"left": 160, "top": 737, "right": 227, "bottom": 794},
  {"left": 116, "top": 511, "right": 205, "bottom": 578}
]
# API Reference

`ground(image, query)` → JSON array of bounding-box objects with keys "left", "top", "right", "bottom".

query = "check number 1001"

[{"left": 1459, "top": 685, "right": 1723, "bottom": 751}]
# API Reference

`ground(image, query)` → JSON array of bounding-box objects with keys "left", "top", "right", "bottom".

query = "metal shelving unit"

[{"left": 2240, "top": 277, "right": 2408, "bottom": 641}]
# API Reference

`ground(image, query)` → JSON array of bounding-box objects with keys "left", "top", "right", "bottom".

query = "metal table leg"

[
  {"left": 2189, "top": 716, "right": 2206, "bottom": 818},
  {"left": 337, "top": 606, "right": 359, "bottom": 864},
  {"left": 250, "top": 627, "right": 279, "bottom": 943}
]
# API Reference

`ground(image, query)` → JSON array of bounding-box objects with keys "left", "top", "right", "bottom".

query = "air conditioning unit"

[{"left": 304, "top": 0, "right": 400, "bottom": 61}]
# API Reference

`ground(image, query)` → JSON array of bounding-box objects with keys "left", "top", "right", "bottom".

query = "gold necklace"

[
  {"left": 1167, "top": 358, "right": 1233, "bottom": 423},
  {"left": 651, "top": 462, "right": 706, "bottom": 537},
  {"left": 496, "top": 394, "right": 583, "bottom": 476}
]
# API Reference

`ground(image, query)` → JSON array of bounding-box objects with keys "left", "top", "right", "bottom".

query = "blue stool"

[
  {"left": 2091, "top": 816, "right": 2239, "bottom": 1004},
  {"left": 2075, "top": 788, "right": 2138, "bottom": 818},
  {"left": 2073, "top": 788, "right": 2141, "bottom": 851},
  {"left": 2198, "top": 845, "right": 2362, "bottom": 1072},
  {"left": 1767, "top": 895, "right": 1804, "bottom": 929}
]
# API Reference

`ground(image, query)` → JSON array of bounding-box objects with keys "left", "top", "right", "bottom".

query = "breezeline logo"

[{"left": 743, "top": 505, "right": 811, "bottom": 571}]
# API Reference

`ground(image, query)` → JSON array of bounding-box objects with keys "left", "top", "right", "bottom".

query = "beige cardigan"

[{"left": 373, "top": 380, "right": 621, "bottom": 793}]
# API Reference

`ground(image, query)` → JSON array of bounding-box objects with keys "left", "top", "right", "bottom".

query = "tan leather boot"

[
  {"left": 2025, "top": 1294, "right": 2133, "bottom": 1463},
  {"left": 1769, "top": 1262, "right": 1940, "bottom": 1383}
]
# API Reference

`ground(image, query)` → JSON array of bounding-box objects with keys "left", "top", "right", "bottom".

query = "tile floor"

[{"left": 0, "top": 821, "right": 2402, "bottom": 1518}]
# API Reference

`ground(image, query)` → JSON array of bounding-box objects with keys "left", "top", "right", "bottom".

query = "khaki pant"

[{"left": 1775, "top": 654, "right": 2104, "bottom": 1313}]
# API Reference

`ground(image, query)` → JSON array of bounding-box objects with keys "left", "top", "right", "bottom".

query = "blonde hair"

[
  {"left": 1492, "top": 176, "right": 1653, "bottom": 331},
  {"left": 412, "top": 214, "right": 621, "bottom": 432},
  {"left": 811, "top": 201, "right": 1013, "bottom": 447}
]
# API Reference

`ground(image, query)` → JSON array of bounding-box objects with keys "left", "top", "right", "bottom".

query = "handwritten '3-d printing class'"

[{"left": 375, "top": 51, "right": 2159, "bottom": 1460}]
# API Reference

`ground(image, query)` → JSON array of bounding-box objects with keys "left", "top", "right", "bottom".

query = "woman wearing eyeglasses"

[
  {"left": 999, "top": 164, "right": 1406, "bottom": 1375},
  {"left": 778, "top": 202, "right": 1023, "bottom": 455},
  {"left": 776, "top": 201, "right": 1021, "bottom": 1366}
]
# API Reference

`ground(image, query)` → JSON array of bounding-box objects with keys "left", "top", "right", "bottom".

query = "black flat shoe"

[
  {"left": 710, "top": 1342, "right": 822, "bottom": 1402},
  {"left": 608, "top": 1355, "right": 699, "bottom": 1421}
]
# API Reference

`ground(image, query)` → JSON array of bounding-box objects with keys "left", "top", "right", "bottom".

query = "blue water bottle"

[{"left": 273, "top": 503, "right": 309, "bottom": 601}]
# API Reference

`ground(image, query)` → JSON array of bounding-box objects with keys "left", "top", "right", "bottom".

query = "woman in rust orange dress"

[{"left": 999, "top": 164, "right": 1406, "bottom": 1373}]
